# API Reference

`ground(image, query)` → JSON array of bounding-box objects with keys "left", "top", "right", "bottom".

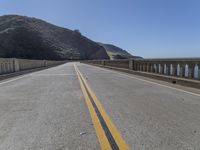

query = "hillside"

[
  {"left": 0, "top": 15, "right": 109, "bottom": 60},
  {"left": 98, "top": 43, "right": 142, "bottom": 60}
]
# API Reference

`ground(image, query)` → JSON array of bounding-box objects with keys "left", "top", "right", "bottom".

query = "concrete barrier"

[{"left": 0, "top": 58, "right": 66, "bottom": 75}]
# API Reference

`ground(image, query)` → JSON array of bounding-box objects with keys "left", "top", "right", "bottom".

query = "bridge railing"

[
  {"left": 0, "top": 58, "right": 66, "bottom": 75},
  {"left": 84, "top": 58, "right": 200, "bottom": 80},
  {"left": 133, "top": 58, "right": 200, "bottom": 80}
]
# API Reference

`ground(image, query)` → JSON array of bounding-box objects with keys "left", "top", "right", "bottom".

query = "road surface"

[{"left": 0, "top": 62, "right": 200, "bottom": 150}]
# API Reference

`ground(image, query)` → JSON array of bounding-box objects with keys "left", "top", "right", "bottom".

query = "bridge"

[{"left": 0, "top": 58, "right": 200, "bottom": 150}]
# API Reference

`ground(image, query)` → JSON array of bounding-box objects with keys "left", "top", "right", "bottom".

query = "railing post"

[
  {"left": 191, "top": 64, "right": 195, "bottom": 79},
  {"left": 134, "top": 62, "right": 137, "bottom": 71},
  {"left": 158, "top": 64, "right": 160, "bottom": 74},
  {"left": 129, "top": 59, "right": 134, "bottom": 70},
  {"left": 0, "top": 61, "right": 2, "bottom": 74},
  {"left": 155, "top": 64, "right": 159, "bottom": 73},
  {"left": 176, "top": 64, "right": 179, "bottom": 77},
  {"left": 159, "top": 64, "right": 163, "bottom": 74},
  {"left": 43, "top": 60, "right": 47, "bottom": 67},
  {"left": 180, "top": 64, "right": 184, "bottom": 78},
  {"left": 154, "top": 64, "right": 157, "bottom": 73},
  {"left": 101, "top": 60, "right": 105, "bottom": 66},
  {"left": 135, "top": 63, "right": 138, "bottom": 71},
  {"left": 143, "top": 64, "right": 146, "bottom": 71},
  {"left": 166, "top": 64, "right": 170, "bottom": 75},
  {"left": 188, "top": 66, "right": 192, "bottom": 79},
  {"left": 141, "top": 64, "right": 143, "bottom": 71},
  {"left": 146, "top": 63, "right": 149, "bottom": 72},
  {"left": 188, "top": 64, "right": 194, "bottom": 79},
  {"left": 198, "top": 64, "right": 200, "bottom": 80},
  {"left": 172, "top": 64, "right": 176, "bottom": 76},
  {"left": 138, "top": 63, "right": 140, "bottom": 71},
  {"left": 150, "top": 64, "right": 153, "bottom": 72},
  {"left": 1, "top": 62, "right": 4, "bottom": 74},
  {"left": 152, "top": 64, "right": 155, "bottom": 73},
  {"left": 139, "top": 65, "right": 142, "bottom": 71},
  {"left": 138, "top": 63, "right": 141, "bottom": 71},
  {"left": 13, "top": 58, "right": 20, "bottom": 72}
]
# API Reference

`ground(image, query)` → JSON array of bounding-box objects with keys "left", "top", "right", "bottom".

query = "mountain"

[
  {"left": 98, "top": 43, "right": 142, "bottom": 60},
  {"left": 0, "top": 15, "right": 109, "bottom": 60}
]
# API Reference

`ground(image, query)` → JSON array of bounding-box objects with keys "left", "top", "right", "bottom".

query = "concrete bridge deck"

[{"left": 0, "top": 62, "right": 200, "bottom": 150}]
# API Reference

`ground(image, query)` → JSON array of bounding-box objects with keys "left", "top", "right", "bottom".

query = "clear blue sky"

[{"left": 0, "top": 0, "right": 200, "bottom": 58}]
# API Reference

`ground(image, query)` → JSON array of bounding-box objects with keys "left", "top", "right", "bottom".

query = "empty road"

[{"left": 0, "top": 62, "right": 200, "bottom": 150}]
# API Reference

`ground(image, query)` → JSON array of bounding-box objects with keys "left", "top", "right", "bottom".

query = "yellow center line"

[
  {"left": 74, "top": 65, "right": 112, "bottom": 150},
  {"left": 74, "top": 64, "right": 130, "bottom": 150}
]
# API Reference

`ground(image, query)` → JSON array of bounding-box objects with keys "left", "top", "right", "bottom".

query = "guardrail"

[
  {"left": 83, "top": 58, "right": 200, "bottom": 81},
  {"left": 0, "top": 58, "right": 66, "bottom": 75}
]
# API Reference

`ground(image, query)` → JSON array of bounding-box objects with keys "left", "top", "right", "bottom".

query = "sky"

[{"left": 0, "top": 0, "right": 200, "bottom": 58}]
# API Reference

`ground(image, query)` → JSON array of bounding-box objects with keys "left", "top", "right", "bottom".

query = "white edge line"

[
  {"left": 29, "top": 74, "right": 74, "bottom": 76},
  {"left": 83, "top": 64, "right": 200, "bottom": 97},
  {"left": 0, "top": 64, "right": 70, "bottom": 85},
  {"left": 117, "top": 72, "right": 200, "bottom": 97},
  {"left": 0, "top": 75, "right": 28, "bottom": 85}
]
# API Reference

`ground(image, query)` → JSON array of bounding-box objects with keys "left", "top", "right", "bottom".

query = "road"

[{"left": 0, "top": 62, "right": 200, "bottom": 150}]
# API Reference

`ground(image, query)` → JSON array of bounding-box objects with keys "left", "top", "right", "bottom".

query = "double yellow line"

[{"left": 74, "top": 65, "right": 130, "bottom": 150}]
